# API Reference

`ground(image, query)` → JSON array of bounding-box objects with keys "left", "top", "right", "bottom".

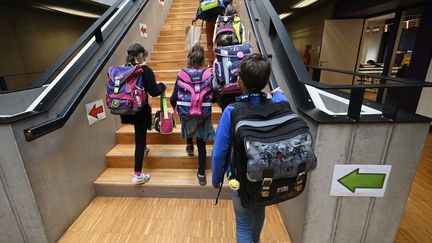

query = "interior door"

[{"left": 319, "top": 19, "right": 364, "bottom": 85}]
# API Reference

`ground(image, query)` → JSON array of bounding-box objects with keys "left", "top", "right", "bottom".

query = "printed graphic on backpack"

[
  {"left": 106, "top": 65, "right": 146, "bottom": 115},
  {"left": 176, "top": 68, "right": 213, "bottom": 117}
]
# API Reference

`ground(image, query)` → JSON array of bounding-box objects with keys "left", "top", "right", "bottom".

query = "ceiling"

[
  {"left": 1, "top": 0, "right": 108, "bottom": 19},
  {"left": 270, "top": 0, "right": 333, "bottom": 19}
]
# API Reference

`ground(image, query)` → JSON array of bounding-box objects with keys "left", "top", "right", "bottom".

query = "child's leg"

[
  {"left": 231, "top": 190, "right": 254, "bottom": 242},
  {"left": 187, "top": 137, "right": 193, "bottom": 145},
  {"left": 134, "top": 122, "right": 148, "bottom": 173},
  {"left": 196, "top": 138, "right": 206, "bottom": 175},
  {"left": 251, "top": 207, "right": 265, "bottom": 242}
]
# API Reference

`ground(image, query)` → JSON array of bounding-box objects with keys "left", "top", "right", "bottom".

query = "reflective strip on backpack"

[
  {"left": 177, "top": 101, "right": 212, "bottom": 107},
  {"left": 235, "top": 113, "right": 299, "bottom": 133}
]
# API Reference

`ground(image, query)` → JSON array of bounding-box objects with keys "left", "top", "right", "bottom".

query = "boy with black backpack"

[{"left": 211, "top": 54, "right": 316, "bottom": 242}]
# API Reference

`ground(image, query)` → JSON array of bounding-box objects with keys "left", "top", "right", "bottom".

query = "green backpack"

[{"left": 200, "top": 0, "right": 220, "bottom": 12}]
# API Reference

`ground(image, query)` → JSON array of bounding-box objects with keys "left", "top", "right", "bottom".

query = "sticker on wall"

[
  {"left": 85, "top": 99, "right": 106, "bottom": 126},
  {"left": 159, "top": 0, "right": 165, "bottom": 6},
  {"left": 330, "top": 164, "right": 392, "bottom": 197},
  {"left": 139, "top": 23, "right": 148, "bottom": 38}
]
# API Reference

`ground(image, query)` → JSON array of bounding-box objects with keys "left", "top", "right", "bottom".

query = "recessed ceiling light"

[
  {"left": 279, "top": 12, "right": 293, "bottom": 20},
  {"left": 45, "top": 5, "right": 101, "bottom": 18},
  {"left": 293, "top": 0, "right": 319, "bottom": 8}
]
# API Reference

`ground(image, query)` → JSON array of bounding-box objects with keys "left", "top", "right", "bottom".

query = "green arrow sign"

[{"left": 337, "top": 168, "right": 386, "bottom": 193}]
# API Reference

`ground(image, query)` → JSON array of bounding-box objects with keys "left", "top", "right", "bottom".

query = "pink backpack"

[
  {"left": 175, "top": 68, "right": 213, "bottom": 117},
  {"left": 154, "top": 92, "right": 175, "bottom": 134}
]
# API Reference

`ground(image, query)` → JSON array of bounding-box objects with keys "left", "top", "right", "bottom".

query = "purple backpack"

[
  {"left": 176, "top": 68, "right": 213, "bottom": 117},
  {"left": 106, "top": 65, "right": 146, "bottom": 115}
]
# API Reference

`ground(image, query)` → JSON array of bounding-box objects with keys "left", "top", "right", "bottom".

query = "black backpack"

[{"left": 227, "top": 96, "right": 317, "bottom": 208}]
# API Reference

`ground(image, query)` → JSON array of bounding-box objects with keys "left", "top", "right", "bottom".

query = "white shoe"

[{"left": 132, "top": 173, "right": 151, "bottom": 185}]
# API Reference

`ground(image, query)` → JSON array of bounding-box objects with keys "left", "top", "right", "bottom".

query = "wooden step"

[
  {"left": 150, "top": 59, "right": 212, "bottom": 70},
  {"left": 94, "top": 168, "right": 230, "bottom": 199},
  {"left": 156, "top": 35, "right": 206, "bottom": 44},
  {"left": 160, "top": 29, "right": 206, "bottom": 37},
  {"left": 148, "top": 59, "right": 186, "bottom": 70},
  {"left": 167, "top": 11, "right": 196, "bottom": 18},
  {"left": 116, "top": 124, "right": 218, "bottom": 144},
  {"left": 106, "top": 144, "right": 213, "bottom": 169},
  {"left": 169, "top": 6, "right": 197, "bottom": 12},
  {"left": 154, "top": 42, "right": 207, "bottom": 52},
  {"left": 150, "top": 51, "right": 187, "bottom": 60},
  {"left": 162, "top": 24, "right": 206, "bottom": 31},
  {"left": 154, "top": 70, "right": 178, "bottom": 80}
]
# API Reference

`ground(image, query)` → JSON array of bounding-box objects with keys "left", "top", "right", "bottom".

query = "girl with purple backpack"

[
  {"left": 170, "top": 44, "right": 216, "bottom": 185},
  {"left": 120, "top": 43, "right": 166, "bottom": 184}
]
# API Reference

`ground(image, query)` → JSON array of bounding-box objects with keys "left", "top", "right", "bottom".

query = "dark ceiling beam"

[{"left": 334, "top": 0, "right": 428, "bottom": 19}]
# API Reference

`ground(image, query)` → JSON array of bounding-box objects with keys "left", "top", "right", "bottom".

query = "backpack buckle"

[
  {"left": 261, "top": 178, "right": 272, "bottom": 197},
  {"left": 295, "top": 172, "right": 306, "bottom": 192}
]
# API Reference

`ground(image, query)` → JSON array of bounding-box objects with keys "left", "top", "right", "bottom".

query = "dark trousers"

[
  {"left": 134, "top": 122, "right": 148, "bottom": 172},
  {"left": 187, "top": 137, "right": 206, "bottom": 175}
]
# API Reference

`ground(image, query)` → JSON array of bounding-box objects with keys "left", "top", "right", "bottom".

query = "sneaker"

[
  {"left": 144, "top": 145, "right": 150, "bottom": 157},
  {"left": 186, "top": 144, "right": 194, "bottom": 156},
  {"left": 197, "top": 173, "right": 207, "bottom": 186},
  {"left": 132, "top": 173, "right": 151, "bottom": 185}
]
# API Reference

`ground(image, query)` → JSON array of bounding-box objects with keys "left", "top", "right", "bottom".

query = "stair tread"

[
  {"left": 151, "top": 107, "right": 222, "bottom": 114},
  {"left": 95, "top": 168, "right": 225, "bottom": 188},
  {"left": 117, "top": 124, "right": 218, "bottom": 134},
  {"left": 107, "top": 144, "right": 214, "bottom": 157}
]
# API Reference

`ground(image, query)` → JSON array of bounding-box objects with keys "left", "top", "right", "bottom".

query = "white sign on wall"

[
  {"left": 330, "top": 164, "right": 392, "bottom": 197},
  {"left": 139, "top": 23, "right": 147, "bottom": 38},
  {"left": 85, "top": 99, "right": 106, "bottom": 126}
]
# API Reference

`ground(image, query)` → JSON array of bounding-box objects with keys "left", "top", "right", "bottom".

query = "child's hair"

[
  {"left": 225, "top": 4, "right": 237, "bottom": 16},
  {"left": 215, "top": 33, "right": 239, "bottom": 47},
  {"left": 187, "top": 43, "right": 205, "bottom": 69},
  {"left": 126, "top": 43, "right": 148, "bottom": 64},
  {"left": 238, "top": 54, "right": 271, "bottom": 91}
]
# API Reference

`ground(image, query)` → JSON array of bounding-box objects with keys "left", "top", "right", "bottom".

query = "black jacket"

[{"left": 120, "top": 65, "right": 166, "bottom": 128}]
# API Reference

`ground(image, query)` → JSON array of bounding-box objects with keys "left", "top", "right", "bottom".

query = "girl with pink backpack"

[{"left": 170, "top": 44, "right": 216, "bottom": 185}]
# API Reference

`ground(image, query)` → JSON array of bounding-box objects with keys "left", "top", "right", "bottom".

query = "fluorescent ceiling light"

[
  {"left": 293, "top": 0, "right": 319, "bottom": 8},
  {"left": 46, "top": 5, "right": 101, "bottom": 18},
  {"left": 279, "top": 12, "right": 293, "bottom": 20}
]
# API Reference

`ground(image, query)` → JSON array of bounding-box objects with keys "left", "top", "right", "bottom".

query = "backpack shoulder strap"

[{"left": 177, "top": 69, "right": 192, "bottom": 83}]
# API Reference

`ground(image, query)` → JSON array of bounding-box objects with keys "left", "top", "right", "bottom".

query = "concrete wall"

[
  {"left": 296, "top": 122, "right": 429, "bottom": 243},
  {"left": 417, "top": 59, "right": 432, "bottom": 121},
  {"left": 0, "top": 5, "right": 93, "bottom": 90},
  {"left": 283, "top": 1, "right": 334, "bottom": 67},
  {"left": 0, "top": 86, "right": 46, "bottom": 115},
  {"left": 0, "top": 0, "right": 172, "bottom": 242}
]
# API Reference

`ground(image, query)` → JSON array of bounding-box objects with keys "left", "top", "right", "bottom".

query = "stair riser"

[
  {"left": 170, "top": 7, "right": 197, "bottom": 12},
  {"left": 162, "top": 25, "right": 206, "bottom": 31},
  {"left": 160, "top": 29, "right": 208, "bottom": 37},
  {"left": 95, "top": 185, "right": 231, "bottom": 199},
  {"left": 165, "top": 18, "right": 199, "bottom": 25},
  {"left": 154, "top": 43, "right": 207, "bottom": 52},
  {"left": 167, "top": 12, "right": 196, "bottom": 18},
  {"left": 117, "top": 133, "right": 215, "bottom": 145},
  {"left": 106, "top": 157, "right": 211, "bottom": 169},
  {"left": 154, "top": 72, "right": 178, "bottom": 80},
  {"left": 150, "top": 52, "right": 186, "bottom": 60},
  {"left": 156, "top": 35, "right": 206, "bottom": 43},
  {"left": 148, "top": 61, "right": 188, "bottom": 70}
]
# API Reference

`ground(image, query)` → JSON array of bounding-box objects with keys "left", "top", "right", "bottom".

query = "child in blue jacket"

[{"left": 211, "top": 54, "right": 288, "bottom": 243}]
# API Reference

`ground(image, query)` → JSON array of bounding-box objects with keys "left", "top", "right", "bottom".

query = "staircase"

[{"left": 94, "top": 0, "right": 228, "bottom": 199}]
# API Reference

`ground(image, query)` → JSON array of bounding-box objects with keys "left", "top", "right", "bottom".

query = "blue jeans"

[{"left": 231, "top": 190, "right": 265, "bottom": 243}]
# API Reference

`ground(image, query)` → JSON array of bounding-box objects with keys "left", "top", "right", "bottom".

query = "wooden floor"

[
  {"left": 59, "top": 198, "right": 291, "bottom": 243},
  {"left": 395, "top": 132, "right": 432, "bottom": 243}
]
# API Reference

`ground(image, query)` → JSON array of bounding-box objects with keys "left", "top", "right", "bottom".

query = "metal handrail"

[
  {"left": 244, "top": 0, "right": 432, "bottom": 123},
  {"left": 0, "top": 0, "right": 126, "bottom": 123},
  {"left": 22, "top": 0, "right": 149, "bottom": 141}
]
